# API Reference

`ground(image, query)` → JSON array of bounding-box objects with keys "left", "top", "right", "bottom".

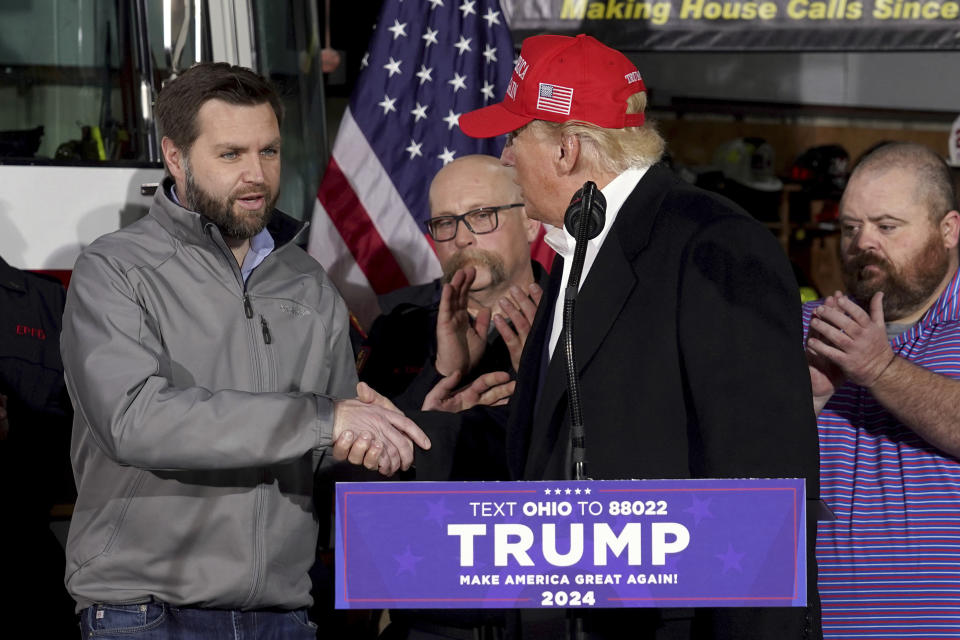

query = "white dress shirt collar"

[{"left": 545, "top": 165, "right": 650, "bottom": 358}]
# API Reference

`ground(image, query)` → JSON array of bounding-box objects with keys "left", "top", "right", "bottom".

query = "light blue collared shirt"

[
  {"left": 239, "top": 227, "right": 275, "bottom": 284},
  {"left": 171, "top": 184, "right": 275, "bottom": 284}
]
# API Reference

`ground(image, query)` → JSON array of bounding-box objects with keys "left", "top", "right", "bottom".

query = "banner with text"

[
  {"left": 335, "top": 478, "right": 806, "bottom": 609},
  {"left": 504, "top": 0, "right": 960, "bottom": 50}
]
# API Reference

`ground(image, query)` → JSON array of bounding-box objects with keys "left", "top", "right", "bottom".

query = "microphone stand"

[
  {"left": 563, "top": 182, "right": 598, "bottom": 482},
  {"left": 562, "top": 182, "right": 600, "bottom": 640}
]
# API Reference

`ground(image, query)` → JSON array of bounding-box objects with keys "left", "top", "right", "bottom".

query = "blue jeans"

[{"left": 79, "top": 601, "right": 317, "bottom": 639}]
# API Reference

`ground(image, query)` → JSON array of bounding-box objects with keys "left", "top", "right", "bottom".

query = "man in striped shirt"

[{"left": 804, "top": 142, "right": 960, "bottom": 638}]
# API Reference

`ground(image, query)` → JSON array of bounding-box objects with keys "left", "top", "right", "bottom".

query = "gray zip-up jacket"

[{"left": 61, "top": 180, "right": 356, "bottom": 611}]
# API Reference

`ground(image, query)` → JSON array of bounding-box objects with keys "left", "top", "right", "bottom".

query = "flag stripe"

[
  {"left": 331, "top": 109, "right": 440, "bottom": 286},
  {"left": 318, "top": 157, "right": 410, "bottom": 294},
  {"left": 306, "top": 197, "right": 380, "bottom": 328}
]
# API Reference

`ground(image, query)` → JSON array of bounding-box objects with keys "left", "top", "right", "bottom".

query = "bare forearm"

[{"left": 869, "top": 356, "right": 960, "bottom": 457}]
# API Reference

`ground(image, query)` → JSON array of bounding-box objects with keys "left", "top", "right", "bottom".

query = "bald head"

[
  {"left": 428, "top": 154, "right": 539, "bottom": 308},
  {"left": 429, "top": 155, "right": 522, "bottom": 210},
  {"left": 849, "top": 142, "right": 957, "bottom": 223}
]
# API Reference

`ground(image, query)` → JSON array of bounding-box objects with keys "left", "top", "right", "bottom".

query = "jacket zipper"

[
  {"left": 240, "top": 291, "right": 269, "bottom": 607},
  {"left": 245, "top": 473, "right": 267, "bottom": 607},
  {"left": 209, "top": 228, "right": 275, "bottom": 607},
  {"left": 260, "top": 316, "right": 272, "bottom": 344}
]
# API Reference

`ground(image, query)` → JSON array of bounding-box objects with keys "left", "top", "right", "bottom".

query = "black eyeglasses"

[{"left": 426, "top": 203, "right": 523, "bottom": 242}]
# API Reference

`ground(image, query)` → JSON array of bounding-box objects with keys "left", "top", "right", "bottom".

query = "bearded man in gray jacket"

[{"left": 61, "top": 62, "right": 429, "bottom": 638}]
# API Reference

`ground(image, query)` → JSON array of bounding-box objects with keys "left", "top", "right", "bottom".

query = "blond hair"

[{"left": 532, "top": 93, "right": 665, "bottom": 174}]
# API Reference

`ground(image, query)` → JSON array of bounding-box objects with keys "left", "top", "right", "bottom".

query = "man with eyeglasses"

[{"left": 357, "top": 154, "right": 548, "bottom": 413}]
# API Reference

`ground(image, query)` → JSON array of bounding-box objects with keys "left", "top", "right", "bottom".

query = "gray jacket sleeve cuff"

[{"left": 315, "top": 394, "right": 336, "bottom": 448}]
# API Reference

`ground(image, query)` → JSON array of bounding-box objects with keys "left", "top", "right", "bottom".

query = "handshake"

[
  {"left": 330, "top": 382, "right": 430, "bottom": 477},
  {"left": 331, "top": 266, "right": 544, "bottom": 477}
]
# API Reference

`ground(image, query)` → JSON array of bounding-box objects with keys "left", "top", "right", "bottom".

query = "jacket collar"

[
  {"left": 151, "top": 176, "right": 307, "bottom": 249},
  {"left": 609, "top": 162, "right": 677, "bottom": 260},
  {"left": 0, "top": 255, "right": 27, "bottom": 294}
]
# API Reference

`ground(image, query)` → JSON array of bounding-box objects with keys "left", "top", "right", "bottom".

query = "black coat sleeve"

[{"left": 409, "top": 405, "right": 511, "bottom": 481}]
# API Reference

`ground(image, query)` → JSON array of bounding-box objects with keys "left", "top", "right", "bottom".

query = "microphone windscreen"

[{"left": 564, "top": 182, "right": 607, "bottom": 240}]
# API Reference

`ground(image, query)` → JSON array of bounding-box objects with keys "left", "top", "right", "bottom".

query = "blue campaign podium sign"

[{"left": 335, "top": 478, "right": 806, "bottom": 609}]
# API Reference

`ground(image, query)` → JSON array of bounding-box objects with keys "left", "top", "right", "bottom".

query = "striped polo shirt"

[{"left": 802, "top": 267, "right": 960, "bottom": 639}]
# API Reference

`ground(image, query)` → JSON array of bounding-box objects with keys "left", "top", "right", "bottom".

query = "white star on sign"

[
  {"left": 428, "top": 0, "right": 443, "bottom": 8},
  {"left": 565, "top": 488, "right": 572, "bottom": 495},
  {"left": 410, "top": 102, "right": 428, "bottom": 122},
  {"left": 480, "top": 81, "right": 495, "bottom": 101},
  {"left": 448, "top": 72, "right": 467, "bottom": 93},
  {"left": 438, "top": 147, "right": 456, "bottom": 165},
  {"left": 415, "top": 65, "right": 434, "bottom": 85},
  {"left": 388, "top": 19, "right": 407, "bottom": 40},
  {"left": 378, "top": 94, "right": 397, "bottom": 115},
  {"left": 544, "top": 488, "right": 552, "bottom": 495},
  {"left": 454, "top": 36, "right": 472, "bottom": 55},
  {"left": 482, "top": 44, "right": 497, "bottom": 64},
  {"left": 575, "top": 488, "right": 582, "bottom": 495},
  {"left": 422, "top": 27, "right": 439, "bottom": 47},
  {"left": 405, "top": 139, "right": 423, "bottom": 159},
  {"left": 584, "top": 488, "right": 592, "bottom": 495},
  {"left": 482, "top": 8, "right": 501, "bottom": 27},
  {"left": 442, "top": 109, "right": 461, "bottom": 130},
  {"left": 383, "top": 57, "right": 402, "bottom": 77},
  {"left": 459, "top": 0, "right": 476, "bottom": 17}
]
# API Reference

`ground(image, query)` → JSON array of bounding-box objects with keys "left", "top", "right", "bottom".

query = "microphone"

[
  {"left": 561, "top": 181, "right": 606, "bottom": 480},
  {"left": 564, "top": 183, "right": 606, "bottom": 240}
]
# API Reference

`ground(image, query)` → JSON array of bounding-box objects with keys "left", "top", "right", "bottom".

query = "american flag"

[
  {"left": 536, "top": 83, "right": 574, "bottom": 116},
  {"left": 307, "top": 0, "right": 515, "bottom": 329}
]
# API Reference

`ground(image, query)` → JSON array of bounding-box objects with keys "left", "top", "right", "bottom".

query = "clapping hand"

[
  {"left": 493, "top": 283, "right": 542, "bottom": 372},
  {"left": 422, "top": 370, "right": 515, "bottom": 413},
  {"left": 435, "top": 267, "right": 490, "bottom": 378}
]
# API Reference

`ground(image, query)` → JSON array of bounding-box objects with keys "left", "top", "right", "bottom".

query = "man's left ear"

[
  {"left": 942, "top": 210, "right": 960, "bottom": 249},
  {"left": 161, "top": 137, "right": 186, "bottom": 183}
]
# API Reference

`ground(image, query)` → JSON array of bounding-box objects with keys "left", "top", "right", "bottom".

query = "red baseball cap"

[{"left": 459, "top": 34, "right": 646, "bottom": 139}]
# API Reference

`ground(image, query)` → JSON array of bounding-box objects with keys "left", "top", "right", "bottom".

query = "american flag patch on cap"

[{"left": 536, "top": 83, "right": 573, "bottom": 116}]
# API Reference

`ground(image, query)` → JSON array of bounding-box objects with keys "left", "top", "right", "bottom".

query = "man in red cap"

[{"left": 417, "top": 34, "right": 822, "bottom": 639}]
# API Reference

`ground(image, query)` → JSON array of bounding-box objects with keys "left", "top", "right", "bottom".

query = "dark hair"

[
  {"left": 852, "top": 141, "right": 958, "bottom": 222},
  {"left": 154, "top": 62, "right": 283, "bottom": 154}
]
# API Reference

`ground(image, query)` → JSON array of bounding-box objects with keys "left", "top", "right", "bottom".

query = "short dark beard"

[
  {"left": 441, "top": 248, "right": 508, "bottom": 291},
  {"left": 183, "top": 163, "right": 277, "bottom": 240},
  {"left": 842, "top": 230, "right": 949, "bottom": 321}
]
